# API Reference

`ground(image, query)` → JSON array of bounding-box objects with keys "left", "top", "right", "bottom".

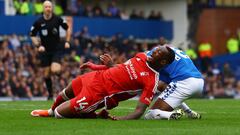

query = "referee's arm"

[
  {"left": 60, "top": 18, "right": 71, "bottom": 48},
  {"left": 30, "top": 22, "right": 41, "bottom": 47}
]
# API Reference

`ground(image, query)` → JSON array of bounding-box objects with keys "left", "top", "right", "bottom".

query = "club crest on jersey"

[{"left": 41, "top": 29, "right": 48, "bottom": 36}]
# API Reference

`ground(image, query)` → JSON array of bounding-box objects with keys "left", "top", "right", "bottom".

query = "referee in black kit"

[{"left": 30, "top": 0, "right": 70, "bottom": 100}]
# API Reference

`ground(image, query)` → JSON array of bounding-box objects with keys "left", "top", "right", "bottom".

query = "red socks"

[{"left": 51, "top": 95, "right": 65, "bottom": 111}]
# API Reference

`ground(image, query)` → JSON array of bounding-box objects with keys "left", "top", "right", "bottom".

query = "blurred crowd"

[
  {"left": 0, "top": 33, "right": 240, "bottom": 100},
  {"left": 12, "top": 0, "right": 163, "bottom": 21},
  {"left": 0, "top": 33, "right": 154, "bottom": 99}
]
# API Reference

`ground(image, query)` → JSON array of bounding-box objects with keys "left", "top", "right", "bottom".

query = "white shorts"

[{"left": 158, "top": 77, "right": 204, "bottom": 109}]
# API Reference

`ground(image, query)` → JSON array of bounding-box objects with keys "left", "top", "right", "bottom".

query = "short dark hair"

[{"left": 165, "top": 46, "right": 175, "bottom": 64}]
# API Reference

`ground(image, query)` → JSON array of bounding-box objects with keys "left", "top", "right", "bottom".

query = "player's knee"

[
  {"left": 51, "top": 63, "right": 61, "bottom": 74},
  {"left": 60, "top": 88, "right": 72, "bottom": 100},
  {"left": 54, "top": 108, "right": 64, "bottom": 119}
]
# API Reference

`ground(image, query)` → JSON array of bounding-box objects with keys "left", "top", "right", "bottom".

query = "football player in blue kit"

[{"left": 144, "top": 45, "right": 204, "bottom": 120}]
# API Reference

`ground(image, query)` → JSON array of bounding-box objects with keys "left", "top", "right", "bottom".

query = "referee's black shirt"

[{"left": 30, "top": 14, "right": 68, "bottom": 52}]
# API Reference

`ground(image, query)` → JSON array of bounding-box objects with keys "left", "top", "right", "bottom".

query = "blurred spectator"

[
  {"left": 198, "top": 41, "right": 213, "bottom": 73},
  {"left": 148, "top": 10, "right": 158, "bottom": 20},
  {"left": 54, "top": 1, "right": 64, "bottom": 16},
  {"left": 226, "top": 35, "right": 239, "bottom": 54},
  {"left": 93, "top": 4, "right": 103, "bottom": 17},
  {"left": 33, "top": 0, "right": 43, "bottom": 15},
  {"left": 234, "top": 81, "right": 240, "bottom": 99},
  {"left": 120, "top": 10, "right": 129, "bottom": 20},
  {"left": 138, "top": 10, "right": 145, "bottom": 19},
  {"left": 156, "top": 11, "right": 164, "bottom": 20},
  {"left": 223, "top": 63, "right": 236, "bottom": 97},
  {"left": 185, "top": 44, "right": 198, "bottom": 66},
  {"left": 20, "top": 0, "right": 31, "bottom": 15},
  {"left": 107, "top": 1, "right": 120, "bottom": 18},
  {"left": 8, "top": 34, "right": 21, "bottom": 51},
  {"left": 58, "top": 0, "right": 68, "bottom": 15},
  {"left": 13, "top": 0, "right": 21, "bottom": 15},
  {"left": 130, "top": 9, "right": 139, "bottom": 19},
  {"left": 69, "top": 0, "right": 84, "bottom": 16},
  {"left": 84, "top": 5, "right": 93, "bottom": 17},
  {"left": 205, "top": 64, "right": 225, "bottom": 99}
]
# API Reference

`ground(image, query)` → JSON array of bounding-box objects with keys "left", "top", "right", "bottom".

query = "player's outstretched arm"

[
  {"left": 115, "top": 101, "right": 148, "bottom": 120},
  {"left": 80, "top": 62, "right": 109, "bottom": 70}
]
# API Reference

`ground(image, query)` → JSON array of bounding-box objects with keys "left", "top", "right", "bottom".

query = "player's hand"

[
  {"left": 100, "top": 54, "right": 113, "bottom": 67},
  {"left": 38, "top": 46, "right": 45, "bottom": 52},
  {"left": 80, "top": 62, "right": 94, "bottom": 70},
  {"left": 64, "top": 42, "right": 70, "bottom": 49},
  {"left": 111, "top": 116, "right": 121, "bottom": 120}
]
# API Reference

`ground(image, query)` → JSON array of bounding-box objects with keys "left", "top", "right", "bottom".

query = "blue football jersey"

[{"left": 146, "top": 46, "right": 202, "bottom": 83}]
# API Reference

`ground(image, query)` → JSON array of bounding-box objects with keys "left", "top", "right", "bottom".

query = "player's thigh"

[
  {"left": 51, "top": 62, "right": 61, "bottom": 73},
  {"left": 178, "top": 78, "right": 204, "bottom": 96},
  {"left": 55, "top": 100, "right": 75, "bottom": 118},
  {"left": 51, "top": 52, "right": 62, "bottom": 73},
  {"left": 158, "top": 78, "right": 204, "bottom": 109},
  {"left": 158, "top": 82, "right": 187, "bottom": 109}
]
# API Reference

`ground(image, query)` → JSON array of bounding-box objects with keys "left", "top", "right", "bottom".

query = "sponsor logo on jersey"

[
  {"left": 124, "top": 60, "right": 138, "bottom": 80},
  {"left": 140, "top": 72, "right": 149, "bottom": 76}
]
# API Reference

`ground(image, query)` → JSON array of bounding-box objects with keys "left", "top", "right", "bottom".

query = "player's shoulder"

[{"left": 135, "top": 52, "right": 147, "bottom": 61}]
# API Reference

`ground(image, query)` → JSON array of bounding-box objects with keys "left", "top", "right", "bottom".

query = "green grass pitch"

[{"left": 0, "top": 99, "right": 240, "bottom": 135}]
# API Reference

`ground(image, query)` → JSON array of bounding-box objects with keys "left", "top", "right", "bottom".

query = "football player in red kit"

[{"left": 31, "top": 46, "right": 175, "bottom": 120}]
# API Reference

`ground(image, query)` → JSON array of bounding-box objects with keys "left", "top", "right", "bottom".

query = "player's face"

[
  {"left": 43, "top": 2, "right": 53, "bottom": 16},
  {"left": 148, "top": 46, "right": 168, "bottom": 67},
  {"left": 151, "top": 46, "right": 167, "bottom": 60}
]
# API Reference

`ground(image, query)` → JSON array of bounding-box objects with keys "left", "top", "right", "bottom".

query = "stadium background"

[{"left": 0, "top": 0, "right": 240, "bottom": 101}]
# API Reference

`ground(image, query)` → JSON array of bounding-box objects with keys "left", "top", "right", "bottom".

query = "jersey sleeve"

[
  {"left": 59, "top": 17, "right": 69, "bottom": 30},
  {"left": 139, "top": 77, "right": 158, "bottom": 106},
  {"left": 30, "top": 21, "right": 40, "bottom": 36}
]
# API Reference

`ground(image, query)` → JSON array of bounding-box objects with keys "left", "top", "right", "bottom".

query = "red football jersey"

[{"left": 102, "top": 53, "right": 159, "bottom": 105}]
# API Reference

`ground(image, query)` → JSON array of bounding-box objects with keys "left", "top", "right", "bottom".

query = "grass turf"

[{"left": 0, "top": 99, "right": 240, "bottom": 135}]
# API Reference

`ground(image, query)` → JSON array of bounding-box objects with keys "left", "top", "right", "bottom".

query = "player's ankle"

[{"left": 48, "top": 108, "right": 54, "bottom": 116}]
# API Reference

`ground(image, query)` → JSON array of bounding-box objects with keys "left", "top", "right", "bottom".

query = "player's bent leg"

[
  {"left": 51, "top": 62, "right": 61, "bottom": 74},
  {"left": 55, "top": 100, "right": 98, "bottom": 119},
  {"left": 50, "top": 82, "right": 75, "bottom": 112},
  {"left": 145, "top": 98, "right": 182, "bottom": 120},
  {"left": 54, "top": 100, "right": 77, "bottom": 118},
  {"left": 150, "top": 98, "right": 174, "bottom": 111}
]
